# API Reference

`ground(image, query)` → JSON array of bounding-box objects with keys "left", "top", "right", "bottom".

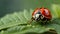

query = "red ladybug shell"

[{"left": 32, "top": 7, "right": 52, "bottom": 20}]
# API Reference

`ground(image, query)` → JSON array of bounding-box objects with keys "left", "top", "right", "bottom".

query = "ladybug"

[{"left": 31, "top": 7, "right": 52, "bottom": 22}]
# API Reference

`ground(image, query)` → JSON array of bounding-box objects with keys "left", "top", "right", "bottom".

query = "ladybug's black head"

[{"left": 33, "top": 10, "right": 44, "bottom": 21}]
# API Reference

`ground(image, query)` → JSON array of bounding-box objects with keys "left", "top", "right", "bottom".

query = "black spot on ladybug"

[{"left": 44, "top": 11, "right": 45, "bottom": 12}]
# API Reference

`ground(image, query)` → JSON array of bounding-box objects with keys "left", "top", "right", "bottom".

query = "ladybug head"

[
  {"left": 34, "top": 14, "right": 42, "bottom": 21},
  {"left": 32, "top": 10, "right": 44, "bottom": 21}
]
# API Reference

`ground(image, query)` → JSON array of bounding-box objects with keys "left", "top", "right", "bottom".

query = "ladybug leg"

[
  {"left": 42, "top": 20, "right": 47, "bottom": 25},
  {"left": 45, "top": 19, "right": 48, "bottom": 24},
  {"left": 42, "top": 17, "right": 48, "bottom": 25},
  {"left": 40, "top": 15, "right": 46, "bottom": 24},
  {"left": 27, "top": 17, "right": 34, "bottom": 24},
  {"left": 44, "top": 19, "right": 52, "bottom": 25}
]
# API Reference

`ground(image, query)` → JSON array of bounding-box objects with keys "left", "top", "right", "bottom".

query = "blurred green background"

[{"left": 0, "top": 0, "right": 60, "bottom": 18}]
